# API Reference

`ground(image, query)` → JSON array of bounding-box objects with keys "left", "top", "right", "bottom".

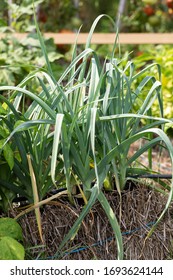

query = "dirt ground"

[{"left": 128, "top": 140, "right": 172, "bottom": 174}]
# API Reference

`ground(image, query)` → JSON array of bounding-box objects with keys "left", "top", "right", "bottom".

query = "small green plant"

[{"left": 0, "top": 217, "right": 25, "bottom": 260}]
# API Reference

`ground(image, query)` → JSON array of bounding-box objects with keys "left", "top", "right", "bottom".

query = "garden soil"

[{"left": 11, "top": 181, "right": 173, "bottom": 260}]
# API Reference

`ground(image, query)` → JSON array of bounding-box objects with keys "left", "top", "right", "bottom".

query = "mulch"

[{"left": 11, "top": 181, "right": 173, "bottom": 260}]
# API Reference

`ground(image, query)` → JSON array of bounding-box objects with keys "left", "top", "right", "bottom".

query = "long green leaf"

[
  {"left": 2, "top": 119, "right": 54, "bottom": 149},
  {"left": 51, "top": 114, "right": 64, "bottom": 184},
  {"left": 90, "top": 108, "right": 99, "bottom": 185},
  {"left": 0, "top": 86, "right": 56, "bottom": 119},
  {"left": 98, "top": 191, "right": 123, "bottom": 260},
  {"left": 100, "top": 113, "right": 173, "bottom": 124},
  {"left": 27, "top": 154, "right": 43, "bottom": 243},
  {"left": 32, "top": 1, "right": 53, "bottom": 77},
  {"left": 85, "top": 14, "right": 115, "bottom": 49},
  {"left": 58, "top": 48, "right": 94, "bottom": 84}
]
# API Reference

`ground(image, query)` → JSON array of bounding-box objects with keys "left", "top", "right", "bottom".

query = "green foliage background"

[{"left": 133, "top": 45, "right": 173, "bottom": 120}]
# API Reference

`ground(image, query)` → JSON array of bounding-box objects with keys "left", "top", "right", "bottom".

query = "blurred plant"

[
  {"left": 38, "top": 0, "right": 78, "bottom": 32},
  {"left": 78, "top": 0, "right": 118, "bottom": 32},
  {"left": 0, "top": 33, "right": 64, "bottom": 88},
  {"left": 1, "top": 0, "right": 173, "bottom": 33},
  {"left": 0, "top": 217, "right": 25, "bottom": 260},
  {"left": 0, "top": 114, "right": 16, "bottom": 212},
  {"left": 133, "top": 44, "right": 173, "bottom": 120},
  {"left": 0, "top": 0, "right": 44, "bottom": 32},
  {"left": 166, "top": 0, "right": 173, "bottom": 8},
  {"left": 121, "top": 0, "right": 173, "bottom": 32}
]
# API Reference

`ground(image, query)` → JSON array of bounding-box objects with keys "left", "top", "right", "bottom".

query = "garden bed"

[
  {"left": 11, "top": 181, "right": 173, "bottom": 260},
  {"left": 1, "top": 12, "right": 173, "bottom": 260}
]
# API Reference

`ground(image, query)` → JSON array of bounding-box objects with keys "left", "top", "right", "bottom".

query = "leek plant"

[{"left": 0, "top": 14, "right": 173, "bottom": 259}]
